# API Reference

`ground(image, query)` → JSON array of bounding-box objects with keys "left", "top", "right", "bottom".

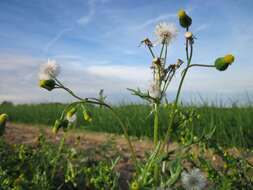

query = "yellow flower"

[
  {"left": 224, "top": 54, "right": 235, "bottom": 64},
  {"left": 130, "top": 181, "right": 140, "bottom": 190},
  {"left": 178, "top": 9, "right": 186, "bottom": 18}
]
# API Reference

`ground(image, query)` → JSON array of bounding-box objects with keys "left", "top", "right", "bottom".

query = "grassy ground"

[{"left": 1, "top": 102, "right": 253, "bottom": 148}]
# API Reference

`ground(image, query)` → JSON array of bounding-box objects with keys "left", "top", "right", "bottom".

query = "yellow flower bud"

[
  {"left": 83, "top": 110, "right": 92, "bottom": 122},
  {"left": 215, "top": 54, "right": 235, "bottom": 71},
  {"left": 66, "top": 108, "right": 77, "bottom": 120},
  {"left": 178, "top": 9, "right": 186, "bottom": 18},
  {"left": 0, "top": 113, "right": 8, "bottom": 136},
  {"left": 0, "top": 113, "right": 8, "bottom": 124},
  {"left": 178, "top": 9, "right": 192, "bottom": 28},
  {"left": 39, "top": 79, "right": 56, "bottom": 91},
  {"left": 224, "top": 54, "right": 235, "bottom": 64}
]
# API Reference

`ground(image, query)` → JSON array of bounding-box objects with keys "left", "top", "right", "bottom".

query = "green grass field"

[{"left": 1, "top": 102, "right": 253, "bottom": 148}]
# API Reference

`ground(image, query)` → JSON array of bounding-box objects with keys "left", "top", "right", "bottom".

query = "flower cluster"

[{"left": 130, "top": 21, "right": 181, "bottom": 104}]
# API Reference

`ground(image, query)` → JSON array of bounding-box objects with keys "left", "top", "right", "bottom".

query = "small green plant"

[
  {"left": 127, "top": 8, "right": 236, "bottom": 189},
  {"left": 0, "top": 133, "right": 121, "bottom": 190}
]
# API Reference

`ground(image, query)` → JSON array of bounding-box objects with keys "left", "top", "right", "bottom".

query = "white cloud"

[
  {"left": 0, "top": 52, "right": 252, "bottom": 104},
  {"left": 86, "top": 65, "right": 151, "bottom": 81},
  {"left": 0, "top": 54, "right": 151, "bottom": 103}
]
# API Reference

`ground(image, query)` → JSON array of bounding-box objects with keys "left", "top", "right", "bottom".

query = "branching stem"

[{"left": 54, "top": 79, "right": 138, "bottom": 167}]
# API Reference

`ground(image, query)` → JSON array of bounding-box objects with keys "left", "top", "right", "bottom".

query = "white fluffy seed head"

[
  {"left": 181, "top": 168, "right": 207, "bottom": 190},
  {"left": 39, "top": 59, "right": 60, "bottom": 80},
  {"left": 154, "top": 22, "right": 178, "bottom": 45}
]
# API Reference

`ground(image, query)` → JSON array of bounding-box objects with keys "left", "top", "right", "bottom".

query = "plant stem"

[
  {"left": 187, "top": 64, "right": 215, "bottom": 69},
  {"left": 153, "top": 102, "right": 159, "bottom": 185},
  {"left": 153, "top": 103, "right": 159, "bottom": 145},
  {"left": 148, "top": 46, "right": 156, "bottom": 58},
  {"left": 51, "top": 132, "right": 66, "bottom": 180},
  {"left": 161, "top": 39, "right": 193, "bottom": 151},
  {"left": 160, "top": 42, "right": 165, "bottom": 59},
  {"left": 55, "top": 81, "right": 138, "bottom": 167},
  {"left": 110, "top": 110, "right": 138, "bottom": 166}
]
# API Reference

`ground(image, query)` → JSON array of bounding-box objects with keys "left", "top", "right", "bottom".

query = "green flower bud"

[
  {"left": 52, "top": 119, "right": 69, "bottom": 134},
  {"left": 52, "top": 119, "right": 61, "bottom": 134},
  {"left": 39, "top": 79, "right": 56, "bottom": 91},
  {"left": 178, "top": 9, "right": 192, "bottom": 28},
  {"left": 83, "top": 110, "right": 92, "bottom": 122},
  {"left": 0, "top": 113, "right": 8, "bottom": 136},
  {"left": 215, "top": 54, "right": 235, "bottom": 71}
]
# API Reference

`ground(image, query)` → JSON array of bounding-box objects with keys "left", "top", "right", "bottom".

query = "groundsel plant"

[
  {"left": 128, "top": 9, "right": 235, "bottom": 189},
  {"left": 38, "top": 8, "right": 237, "bottom": 190},
  {"left": 38, "top": 59, "right": 138, "bottom": 166}
]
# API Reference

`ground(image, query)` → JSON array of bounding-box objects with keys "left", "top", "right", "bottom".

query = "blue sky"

[{"left": 0, "top": 0, "right": 253, "bottom": 104}]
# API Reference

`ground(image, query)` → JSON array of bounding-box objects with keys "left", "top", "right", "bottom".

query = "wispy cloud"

[
  {"left": 43, "top": 0, "right": 109, "bottom": 52},
  {"left": 44, "top": 28, "right": 73, "bottom": 52},
  {"left": 77, "top": 0, "right": 110, "bottom": 25},
  {"left": 77, "top": 0, "right": 96, "bottom": 25},
  {"left": 194, "top": 23, "right": 209, "bottom": 33},
  {"left": 131, "top": 13, "right": 177, "bottom": 31}
]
